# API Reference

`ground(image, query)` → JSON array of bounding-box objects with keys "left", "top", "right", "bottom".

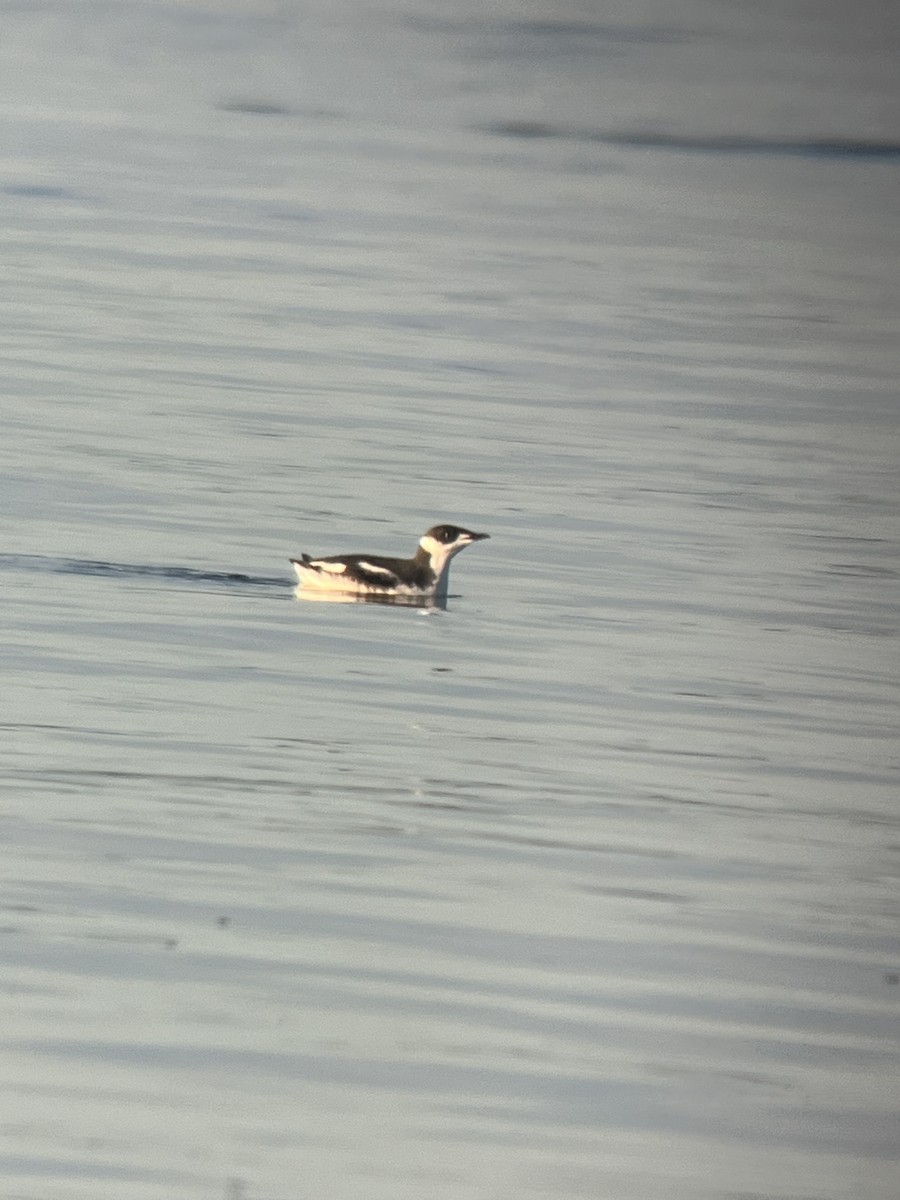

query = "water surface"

[{"left": 1, "top": 2, "right": 899, "bottom": 1199}]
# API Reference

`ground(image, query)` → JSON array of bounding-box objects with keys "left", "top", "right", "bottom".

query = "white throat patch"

[{"left": 419, "top": 533, "right": 467, "bottom": 593}]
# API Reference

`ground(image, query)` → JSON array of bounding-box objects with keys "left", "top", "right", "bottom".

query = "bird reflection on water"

[{"left": 293, "top": 586, "right": 447, "bottom": 611}]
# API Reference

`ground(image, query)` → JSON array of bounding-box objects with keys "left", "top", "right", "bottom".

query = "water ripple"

[{"left": 0, "top": 553, "right": 287, "bottom": 590}]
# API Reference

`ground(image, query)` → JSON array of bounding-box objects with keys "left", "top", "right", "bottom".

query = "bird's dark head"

[
  {"left": 418, "top": 524, "right": 490, "bottom": 566},
  {"left": 423, "top": 524, "right": 490, "bottom": 547}
]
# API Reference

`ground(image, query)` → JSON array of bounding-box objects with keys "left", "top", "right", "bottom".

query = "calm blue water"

[{"left": 2, "top": 3, "right": 899, "bottom": 1199}]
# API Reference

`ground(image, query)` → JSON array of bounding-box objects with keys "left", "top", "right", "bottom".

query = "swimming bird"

[{"left": 291, "top": 523, "right": 489, "bottom": 598}]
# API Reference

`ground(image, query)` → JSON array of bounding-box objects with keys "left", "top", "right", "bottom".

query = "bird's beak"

[{"left": 468, "top": 532, "right": 490, "bottom": 541}]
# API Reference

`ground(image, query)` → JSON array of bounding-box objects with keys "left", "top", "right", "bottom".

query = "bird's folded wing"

[
  {"left": 305, "top": 558, "right": 347, "bottom": 574},
  {"left": 354, "top": 560, "right": 402, "bottom": 586}
]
